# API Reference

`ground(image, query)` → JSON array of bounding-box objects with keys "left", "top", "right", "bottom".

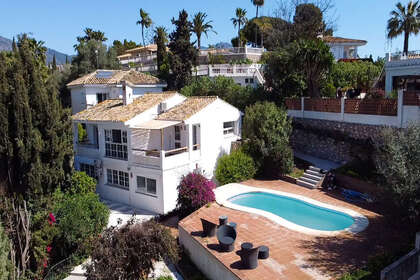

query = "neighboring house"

[
  {"left": 72, "top": 89, "right": 241, "bottom": 214},
  {"left": 117, "top": 44, "right": 159, "bottom": 72},
  {"left": 67, "top": 69, "right": 167, "bottom": 114},
  {"left": 385, "top": 51, "right": 420, "bottom": 94},
  {"left": 322, "top": 36, "right": 367, "bottom": 61},
  {"left": 118, "top": 45, "right": 266, "bottom": 87}
]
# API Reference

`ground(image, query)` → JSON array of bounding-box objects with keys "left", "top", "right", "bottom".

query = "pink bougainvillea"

[
  {"left": 177, "top": 172, "right": 215, "bottom": 215},
  {"left": 48, "top": 213, "right": 56, "bottom": 225}
]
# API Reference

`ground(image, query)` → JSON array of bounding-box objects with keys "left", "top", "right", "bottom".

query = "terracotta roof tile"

[
  {"left": 72, "top": 92, "right": 176, "bottom": 122},
  {"left": 157, "top": 96, "right": 218, "bottom": 121},
  {"left": 322, "top": 36, "right": 367, "bottom": 45},
  {"left": 67, "top": 69, "right": 165, "bottom": 87}
]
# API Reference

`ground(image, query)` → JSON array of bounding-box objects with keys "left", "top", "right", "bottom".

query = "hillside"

[{"left": 0, "top": 35, "right": 72, "bottom": 65}]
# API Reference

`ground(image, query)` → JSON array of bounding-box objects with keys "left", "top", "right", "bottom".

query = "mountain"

[{"left": 0, "top": 35, "right": 73, "bottom": 65}]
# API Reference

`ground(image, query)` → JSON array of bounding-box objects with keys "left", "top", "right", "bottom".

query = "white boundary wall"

[{"left": 288, "top": 91, "right": 419, "bottom": 128}]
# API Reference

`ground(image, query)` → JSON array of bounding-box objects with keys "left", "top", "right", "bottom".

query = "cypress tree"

[
  {"left": 0, "top": 35, "right": 73, "bottom": 196},
  {"left": 168, "top": 10, "right": 197, "bottom": 89},
  {"left": 154, "top": 26, "right": 170, "bottom": 82},
  {"left": 65, "top": 55, "right": 68, "bottom": 64},
  {"left": 52, "top": 54, "right": 57, "bottom": 71}
]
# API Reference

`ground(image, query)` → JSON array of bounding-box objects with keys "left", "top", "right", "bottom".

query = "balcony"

[{"left": 131, "top": 147, "right": 191, "bottom": 169}]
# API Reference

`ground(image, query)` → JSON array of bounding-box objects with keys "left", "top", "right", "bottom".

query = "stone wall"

[{"left": 291, "top": 118, "right": 382, "bottom": 163}]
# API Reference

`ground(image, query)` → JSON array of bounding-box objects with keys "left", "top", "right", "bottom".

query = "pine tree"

[
  {"left": 168, "top": 10, "right": 197, "bottom": 89},
  {"left": 12, "top": 37, "right": 17, "bottom": 52}
]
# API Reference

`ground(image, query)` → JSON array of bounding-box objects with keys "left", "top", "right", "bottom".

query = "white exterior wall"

[
  {"left": 70, "top": 84, "right": 166, "bottom": 115},
  {"left": 73, "top": 97, "right": 241, "bottom": 214},
  {"left": 179, "top": 226, "right": 240, "bottom": 280},
  {"left": 385, "top": 59, "right": 420, "bottom": 94}
]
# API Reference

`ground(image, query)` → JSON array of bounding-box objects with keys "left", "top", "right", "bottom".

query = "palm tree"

[
  {"left": 136, "top": 8, "right": 153, "bottom": 46},
  {"left": 387, "top": 1, "right": 420, "bottom": 55},
  {"left": 192, "top": 12, "right": 217, "bottom": 49},
  {"left": 251, "top": 0, "right": 264, "bottom": 18},
  {"left": 231, "top": 8, "right": 248, "bottom": 47}
]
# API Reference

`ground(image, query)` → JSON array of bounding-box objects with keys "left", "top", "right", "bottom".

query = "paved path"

[{"left": 65, "top": 200, "right": 183, "bottom": 280}]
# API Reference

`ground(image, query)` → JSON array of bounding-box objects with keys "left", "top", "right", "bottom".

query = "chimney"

[{"left": 122, "top": 80, "right": 134, "bottom": 105}]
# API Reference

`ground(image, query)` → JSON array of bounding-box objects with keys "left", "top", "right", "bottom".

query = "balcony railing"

[
  {"left": 387, "top": 50, "right": 420, "bottom": 61},
  {"left": 78, "top": 142, "right": 99, "bottom": 149},
  {"left": 131, "top": 146, "right": 191, "bottom": 169}
]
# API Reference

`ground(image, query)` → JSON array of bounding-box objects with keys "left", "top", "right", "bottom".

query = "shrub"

[
  {"left": 373, "top": 123, "right": 420, "bottom": 220},
  {"left": 177, "top": 173, "right": 216, "bottom": 216},
  {"left": 53, "top": 193, "right": 109, "bottom": 258},
  {"left": 0, "top": 222, "right": 10, "bottom": 280},
  {"left": 243, "top": 102, "right": 294, "bottom": 177},
  {"left": 86, "top": 219, "right": 178, "bottom": 280},
  {"left": 69, "top": 171, "right": 97, "bottom": 195},
  {"left": 339, "top": 270, "right": 371, "bottom": 280},
  {"left": 215, "top": 150, "right": 256, "bottom": 185}
]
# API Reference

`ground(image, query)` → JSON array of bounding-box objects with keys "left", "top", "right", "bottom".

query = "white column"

[
  {"left": 188, "top": 124, "right": 193, "bottom": 161},
  {"left": 301, "top": 97, "right": 305, "bottom": 118},
  {"left": 341, "top": 97, "right": 345, "bottom": 121},
  {"left": 397, "top": 89, "right": 404, "bottom": 128},
  {"left": 385, "top": 72, "right": 393, "bottom": 96}
]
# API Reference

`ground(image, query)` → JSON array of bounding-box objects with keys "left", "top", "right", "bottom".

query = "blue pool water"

[{"left": 228, "top": 192, "right": 354, "bottom": 231}]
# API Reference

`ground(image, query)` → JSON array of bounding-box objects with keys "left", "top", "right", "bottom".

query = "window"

[
  {"left": 245, "top": 78, "right": 249, "bottom": 84},
  {"left": 136, "top": 176, "right": 157, "bottom": 196},
  {"left": 105, "top": 129, "right": 128, "bottom": 160},
  {"left": 80, "top": 163, "right": 97, "bottom": 179},
  {"left": 96, "top": 93, "right": 107, "bottom": 103},
  {"left": 174, "top": 126, "right": 181, "bottom": 149},
  {"left": 193, "top": 124, "right": 200, "bottom": 150},
  {"left": 249, "top": 78, "right": 254, "bottom": 84},
  {"left": 107, "top": 169, "right": 129, "bottom": 189},
  {"left": 223, "top": 121, "right": 235, "bottom": 135}
]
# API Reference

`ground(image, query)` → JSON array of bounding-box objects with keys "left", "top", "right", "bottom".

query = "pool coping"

[{"left": 214, "top": 183, "right": 369, "bottom": 236}]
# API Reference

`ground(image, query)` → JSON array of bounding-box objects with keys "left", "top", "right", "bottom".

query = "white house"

[
  {"left": 385, "top": 51, "right": 420, "bottom": 94},
  {"left": 322, "top": 36, "right": 367, "bottom": 61},
  {"left": 72, "top": 89, "right": 241, "bottom": 214},
  {"left": 67, "top": 69, "right": 167, "bottom": 114}
]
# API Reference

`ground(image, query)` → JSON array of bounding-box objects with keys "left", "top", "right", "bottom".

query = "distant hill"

[{"left": 0, "top": 35, "right": 73, "bottom": 65}]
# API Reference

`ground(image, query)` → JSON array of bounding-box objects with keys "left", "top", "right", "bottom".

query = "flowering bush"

[{"left": 177, "top": 172, "right": 215, "bottom": 216}]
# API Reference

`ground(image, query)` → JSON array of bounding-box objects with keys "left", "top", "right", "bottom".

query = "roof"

[
  {"left": 67, "top": 69, "right": 165, "bottom": 87},
  {"left": 124, "top": 44, "right": 158, "bottom": 54},
  {"left": 322, "top": 36, "right": 367, "bottom": 45},
  {"left": 132, "top": 120, "right": 181, "bottom": 130},
  {"left": 72, "top": 92, "right": 177, "bottom": 122},
  {"left": 157, "top": 96, "right": 218, "bottom": 121}
]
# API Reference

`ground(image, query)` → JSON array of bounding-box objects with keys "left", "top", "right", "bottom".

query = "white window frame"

[
  {"left": 96, "top": 93, "right": 108, "bottom": 103},
  {"left": 106, "top": 168, "right": 129, "bottom": 190},
  {"left": 136, "top": 176, "right": 157, "bottom": 196},
  {"left": 223, "top": 121, "right": 235, "bottom": 135},
  {"left": 105, "top": 129, "right": 128, "bottom": 160},
  {"left": 80, "top": 163, "right": 97, "bottom": 179}
]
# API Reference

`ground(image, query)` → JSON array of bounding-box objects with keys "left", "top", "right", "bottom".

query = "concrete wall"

[{"left": 179, "top": 226, "right": 240, "bottom": 280}]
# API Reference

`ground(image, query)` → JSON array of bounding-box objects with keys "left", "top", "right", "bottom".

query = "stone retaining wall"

[{"left": 291, "top": 118, "right": 382, "bottom": 163}]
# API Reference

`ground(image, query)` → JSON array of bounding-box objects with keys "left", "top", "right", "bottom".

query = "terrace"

[{"left": 178, "top": 179, "right": 407, "bottom": 280}]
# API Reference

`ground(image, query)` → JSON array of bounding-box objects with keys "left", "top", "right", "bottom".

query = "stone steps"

[{"left": 297, "top": 166, "right": 325, "bottom": 189}]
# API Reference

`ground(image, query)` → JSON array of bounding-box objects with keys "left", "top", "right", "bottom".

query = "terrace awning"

[{"left": 132, "top": 120, "right": 181, "bottom": 130}]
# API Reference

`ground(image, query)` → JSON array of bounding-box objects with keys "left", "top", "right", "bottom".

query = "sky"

[{"left": 0, "top": 0, "right": 417, "bottom": 58}]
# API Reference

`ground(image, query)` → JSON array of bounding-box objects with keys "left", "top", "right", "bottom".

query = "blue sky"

[{"left": 1, "top": 0, "right": 417, "bottom": 58}]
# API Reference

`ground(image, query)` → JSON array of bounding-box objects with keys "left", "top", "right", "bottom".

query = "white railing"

[
  {"left": 199, "top": 46, "right": 264, "bottom": 56},
  {"left": 386, "top": 50, "right": 420, "bottom": 62},
  {"left": 130, "top": 147, "right": 190, "bottom": 169},
  {"left": 119, "top": 54, "right": 157, "bottom": 65}
]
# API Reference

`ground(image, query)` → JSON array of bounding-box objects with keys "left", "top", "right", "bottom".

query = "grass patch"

[{"left": 288, "top": 167, "right": 304, "bottom": 178}]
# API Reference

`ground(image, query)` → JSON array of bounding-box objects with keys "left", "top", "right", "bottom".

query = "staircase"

[{"left": 296, "top": 166, "right": 325, "bottom": 189}]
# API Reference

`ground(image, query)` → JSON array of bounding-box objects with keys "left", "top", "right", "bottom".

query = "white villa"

[
  {"left": 385, "top": 51, "right": 420, "bottom": 94},
  {"left": 322, "top": 36, "right": 367, "bottom": 61},
  {"left": 72, "top": 89, "right": 241, "bottom": 214},
  {"left": 67, "top": 69, "right": 167, "bottom": 114},
  {"left": 118, "top": 45, "right": 266, "bottom": 87}
]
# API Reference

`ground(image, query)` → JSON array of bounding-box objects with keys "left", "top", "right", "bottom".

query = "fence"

[
  {"left": 381, "top": 232, "right": 420, "bottom": 280},
  {"left": 305, "top": 98, "right": 341, "bottom": 113},
  {"left": 344, "top": 99, "right": 398, "bottom": 116},
  {"left": 285, "top": 91, "right": 419, "bottom": 128}
]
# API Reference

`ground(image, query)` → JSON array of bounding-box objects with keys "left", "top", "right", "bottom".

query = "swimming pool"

[
  {"left": 229, "top": 192, "right": 354, "bottom": 231},
  {"left": 214, "top": 183, "right": 369, "bottom": 235}
]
